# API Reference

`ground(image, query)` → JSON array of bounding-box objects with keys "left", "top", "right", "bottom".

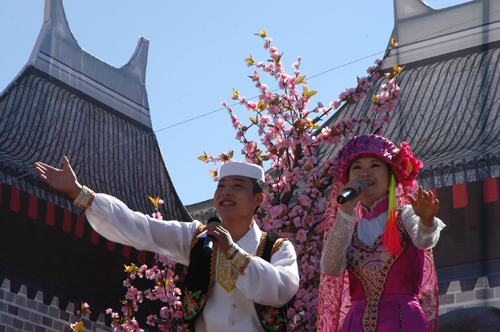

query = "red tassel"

[
  {"left": 384, "top": 173, "right": 401, "bottom": 255},
  {"left": 383, "top": 211, "right": 401, "bottom": 255}
]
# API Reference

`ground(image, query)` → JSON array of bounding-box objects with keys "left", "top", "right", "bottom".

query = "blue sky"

[{"left": 0, "top": 0, "right": 467, "bottom": 206}]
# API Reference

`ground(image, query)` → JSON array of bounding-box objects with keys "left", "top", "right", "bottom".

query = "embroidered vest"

[
  {"left": 346, "top": 208, "right": 424, "bottom": 332},
  {"left": 182, "top": 226, "right": 289, "bottom": 332}
]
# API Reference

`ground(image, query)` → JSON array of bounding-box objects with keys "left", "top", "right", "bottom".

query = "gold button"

[
  {"left": 231, "top": 321, "right": 235, "bottom": 325},
  {"left": 232, "top": 304, "right": 236, "bottom": 308}
]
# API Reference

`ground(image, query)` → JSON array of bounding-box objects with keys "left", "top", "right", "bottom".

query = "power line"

[{"left": 3, "top": 6, "right": 497, "bottom": 185}]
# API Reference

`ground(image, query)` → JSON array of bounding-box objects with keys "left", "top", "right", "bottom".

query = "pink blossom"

[
  {"left": 299, "top": 194, "right": 312, "bottom": 207},
  {"left": 268, "top": 204, "right": 285, "bottom": 217},
  {"left": 245, "top": 101, "right": 258, "bottom": 111},
  {"left": 273, "top": 118, "right": 285, "bottom": 129},
  {"left": 376, "top": 91, "right": 390, "bottom": 103},
  {"left": 230, "top": 115, "right": 243, "bottom": 129},
  {"left": 160, "top": 306, "right": 170, "bottom": 318},
  {"left": 221, "top": 101, "right": 227, "bottom": 106},
  {"left": 260, "top": 115, "right": 270, "bottom": 125},
  {"left": 329, "top": 100, "right": 341, "bottom": 110},
  {"left": 147, "top": 314, "right": 157, "bottom": 326},
  {"left": 370, "top": 104, "right": 383, "bottom": 114},
  {"left": 126, "top": 286, "right": 139, "bottom": 300},
  {"left": 121, "top": 306, "right": 130, "bottom": 316},
  {"left": 296, "top": 229, "right": 307, "bottom": 242},
  {"left": 297, "top": 289, "right": 308, "bottom": 300}
]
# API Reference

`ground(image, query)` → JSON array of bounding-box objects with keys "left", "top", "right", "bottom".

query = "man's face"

[{"left": 214, "top": 175, "right": 263, "bottom": 222}]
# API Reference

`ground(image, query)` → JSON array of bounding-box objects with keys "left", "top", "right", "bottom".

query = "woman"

[{"left": 319, "top": 134, "right": 444, "bottom": 332}]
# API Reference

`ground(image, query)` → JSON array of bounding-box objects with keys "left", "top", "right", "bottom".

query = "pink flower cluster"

[
  {"left": 107, "top": 254, "right": 184, "bottom": 331},
  {"left": 105, "top": 200, "right": 186, "bottom": 331}
]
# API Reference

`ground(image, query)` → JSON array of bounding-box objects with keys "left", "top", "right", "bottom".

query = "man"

[{"left": 34, "top": 157, "right": 299, "bottom": 331}]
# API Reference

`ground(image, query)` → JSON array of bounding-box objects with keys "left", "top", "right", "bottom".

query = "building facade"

[{"left": 0, "top": 0, "right": 191, "bottom": 330}]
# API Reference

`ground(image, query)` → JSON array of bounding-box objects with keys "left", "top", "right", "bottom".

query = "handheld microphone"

[
  {"left": 337, "top": 179, "right": 367, "bottom": 204},
  {"left": 203, "top": 216, "right": 221, "bottom": 255}
]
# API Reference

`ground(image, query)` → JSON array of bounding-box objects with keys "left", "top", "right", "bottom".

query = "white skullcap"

[{"left": 219, "top": 161, "right": 265, "bottom": 182}]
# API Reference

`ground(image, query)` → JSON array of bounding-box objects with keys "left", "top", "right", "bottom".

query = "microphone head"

[
  {"left": 203, "top": 246, "right": 213, "bottom": 255},
  {"left": 207, "top": 216, "right": 221, "bottom": 224},
  {"left": 357, "top": 179, "right": 367, "bottom": 190}
]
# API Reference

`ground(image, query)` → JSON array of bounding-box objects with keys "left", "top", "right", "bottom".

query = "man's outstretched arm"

[{"left": 34, "top": 156, "right": 197, "bottom": 266}]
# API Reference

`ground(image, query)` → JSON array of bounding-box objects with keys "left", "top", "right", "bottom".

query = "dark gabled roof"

[
  {"left": 0, "top": 0, "right": 190, "bottom": 321},
  {"left": 0, "top": 0, "right": 190, "bottom": 221}
]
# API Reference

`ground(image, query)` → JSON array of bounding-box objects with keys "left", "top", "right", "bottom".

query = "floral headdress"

[{"left": 335, "top": 134, "right": 423, "bottom": 255}]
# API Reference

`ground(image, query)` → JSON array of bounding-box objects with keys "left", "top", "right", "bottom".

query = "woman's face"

[{"left": 348, "top": 156, "right": 390, "bottom": 207}]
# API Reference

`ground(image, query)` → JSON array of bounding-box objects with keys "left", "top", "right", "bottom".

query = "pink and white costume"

[
  {"left": 320, "top": 196, "right": 444, "bottom": 331},
  {"left": 318, "top": 135, "right": 443, "bottom": 332}
]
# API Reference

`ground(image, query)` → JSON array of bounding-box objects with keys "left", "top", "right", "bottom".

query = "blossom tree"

[
  {"left": 103, "top": 30, "right": 403, "bottom": 332},
  {"left": 199, "top": 30, "right": 403, "bottom": 331}
]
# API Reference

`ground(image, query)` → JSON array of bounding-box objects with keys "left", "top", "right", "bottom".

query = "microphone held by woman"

[{"left": 337, "top": 179, "right": 367, "bottom": 204}]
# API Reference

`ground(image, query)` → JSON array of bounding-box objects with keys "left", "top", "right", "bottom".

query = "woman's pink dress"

[{"left": 340, "top": 219, "right": 431, "bottom": 331}]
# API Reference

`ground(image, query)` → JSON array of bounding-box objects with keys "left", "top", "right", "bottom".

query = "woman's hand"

[
  {"left": 34, "top": 156, "right": 82, "bottom": 199},
  {"left": 204, "top": 221, "right": 234, "bottom": 255},
  {"left": 408, "top": 186, "right": 439, "bottom": 227},
  {"left": 338, "top": 180, "right": 365, "bottom": 215}
]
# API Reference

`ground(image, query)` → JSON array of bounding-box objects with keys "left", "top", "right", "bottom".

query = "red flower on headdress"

[{"left": 393, "top": 142, "right": 423, "bottom": 187}]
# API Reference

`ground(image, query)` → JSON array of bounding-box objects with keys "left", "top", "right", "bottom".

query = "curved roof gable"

[
  {"left": 386, "top": 0, "right": 500, "bottom": 70},
  {"left": 25, "top": 0, "right": 151, "bottom": 128}
]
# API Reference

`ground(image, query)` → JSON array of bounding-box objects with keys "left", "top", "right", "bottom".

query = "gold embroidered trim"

[
  {"left": 73, "top": 186, "right": 96, "bottom": 210},
  {"left": 230, "top": 248, "right": 252, "bottom": 274},
  {"left": 256, "top": 231, "right": 268, "bottom": 257},
  {"left": 271, "top": 238, "right": 288, "bottom": 256},
  {"left": 208, "top": 241, "right": 218, "bottom": 297},
  {"left": 226, "top": 243, "right": 239, "bottom": 260},
  {"left": 217, "top": 249, "right": 238, "bottom": 293},
  {"left": 190, "top": 224, "right": 206, "bottom": 252}
]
